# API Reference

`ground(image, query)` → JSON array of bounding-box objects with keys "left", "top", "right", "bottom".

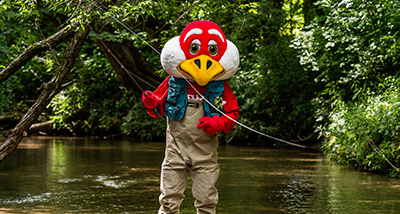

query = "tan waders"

[{"left": 159, "top": 101, "right": 220, "bottom": 214}]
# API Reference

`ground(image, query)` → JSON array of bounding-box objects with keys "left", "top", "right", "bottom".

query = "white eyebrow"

[
  {"left": 183, "top": 28, "right": 203, "bottom": 42},
  {"left": 208, "top": 29, "right": 225, "bottom": 42}
]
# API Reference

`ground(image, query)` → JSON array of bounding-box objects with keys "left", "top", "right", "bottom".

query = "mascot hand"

[
  {"left": 197, "top": 115, "right": 225, "bottom": 135},
  {"left": 141, "top": 90, "right": 158, "bottom": 109}
]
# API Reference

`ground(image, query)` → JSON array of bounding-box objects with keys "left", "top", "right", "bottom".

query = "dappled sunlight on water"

[{"left": 0, "top": 137, "right": 399, "bottom": 213}]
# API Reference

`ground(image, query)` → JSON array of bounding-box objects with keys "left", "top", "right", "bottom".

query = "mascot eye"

[
  {"left": 189, "top": 44, "right": 200, "bottom": 55},
  {"left": 208, "top": 45, "right": 218, "bottom": 56}
]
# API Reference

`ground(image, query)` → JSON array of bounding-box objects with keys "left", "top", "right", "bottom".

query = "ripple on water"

[{"left": 2, "top": 193, "right": 52, "bottom": 204}]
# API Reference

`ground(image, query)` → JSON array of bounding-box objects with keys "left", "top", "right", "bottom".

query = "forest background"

[{"left": 0, "top": 0, "right": 399, "bottom": 177}]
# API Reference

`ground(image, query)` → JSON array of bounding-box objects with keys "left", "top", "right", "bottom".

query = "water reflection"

[{"left": 0, "top": 137, "right": 399, "bottom": 214}]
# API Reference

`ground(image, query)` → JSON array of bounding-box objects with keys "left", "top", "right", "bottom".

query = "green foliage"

[
  {"left": 49, "top": 43, "right": 125, "bottom": 136},
  {"left": 0, "top": 0, "right": 79, "bottom": 113},
  {"left": 291, "top": 0, "right": 400, "bottom": 176},
  {"left": 0, "top": 1, "right": 42, "bottom": 112},
  {"left": 292, "top": 0, "right": 400, "bottom": 118},
  {"left": 46, "top": 41, "right": 166, "bottom": 139},
  {"left": 0, "top": 80, "right": 17, "bottom": 114},
  {"left": 120, "top": 92, "right": 166, "bottom": 141},
  {"left": 321, "top": 77, "right": 400, "bottom": 177},
  {"left": 226, "top": 0, "right": 319, "bottom": 143}
]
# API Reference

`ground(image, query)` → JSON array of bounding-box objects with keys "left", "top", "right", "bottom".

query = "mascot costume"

[{"left": 141, "top": 20, "right": 240, "bottom": 214}]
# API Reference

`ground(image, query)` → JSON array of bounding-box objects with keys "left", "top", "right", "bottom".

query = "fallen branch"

[
  {"left": 28, "top": 120, "right": 54, "bottom": 133},
  {"left": 368, "top": 139, "right": 400, "bottom": 172}
]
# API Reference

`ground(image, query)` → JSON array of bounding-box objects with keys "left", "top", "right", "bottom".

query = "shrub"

[{"left": 320, "top": 77, "right": 400, "bottom": 177}]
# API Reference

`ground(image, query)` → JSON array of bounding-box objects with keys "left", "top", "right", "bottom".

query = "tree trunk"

[
  {"left": 0, "top": 22, "right": 79, "bottom": 83},
  {"left": 0, "top": 27, "right": 90, "bottom": 162},
  {"left": 93, "top": 25, "right": 162, "bottom": 92}
]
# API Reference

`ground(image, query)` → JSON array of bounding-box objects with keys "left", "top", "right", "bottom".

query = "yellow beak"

[{"left": 177, "top": 55, "right": 226, "bottom": 86}]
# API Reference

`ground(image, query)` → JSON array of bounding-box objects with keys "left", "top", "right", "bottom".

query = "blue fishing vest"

[{"left": 165, "top": 76, "right": 225, "bottom": 121}]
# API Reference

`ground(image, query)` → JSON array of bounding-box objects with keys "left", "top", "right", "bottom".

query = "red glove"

[
  {"left": 141, "top": 90, "right": 158, "bottom": 109},
  {"left": 197, "top": 115, "right": 225, "bottom": 135}
]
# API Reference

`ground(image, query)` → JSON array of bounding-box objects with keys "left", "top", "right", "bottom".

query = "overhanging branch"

[
  {"left": 0, "top": 22, "right": 79, "bottom": 83},
  {"left": 0, "top": 26, "right": 90, "bottom": 162}
]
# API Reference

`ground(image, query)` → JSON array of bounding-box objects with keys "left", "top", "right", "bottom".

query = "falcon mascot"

[{"left": 141, "top": 20, "right": 240, "bottom": 214}]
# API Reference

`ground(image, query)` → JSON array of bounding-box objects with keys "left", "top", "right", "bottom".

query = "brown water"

[{"left": 0, "top": 137, "right": 399, "bottom": 213}]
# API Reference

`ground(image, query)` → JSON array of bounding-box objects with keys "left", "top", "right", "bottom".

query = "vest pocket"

[
  {"left": 166, "top": 83, "right": 180, "bottom": 104},
  {"left": 166, "top": 77, "right": 188, "bottom": 121}
]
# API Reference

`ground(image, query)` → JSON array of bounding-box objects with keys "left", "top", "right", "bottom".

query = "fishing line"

[
  {"left": 178, "top": 74, "right": 306, "bottom": 149},
  {"left": 95, "top": 35, "right": 156, "bottom": 91},
  {"left": 89, "top": 1, "right": 306, "bottom": 148},
  {"left": 90, "top": 1, "right": 161, "bottom": 55}
]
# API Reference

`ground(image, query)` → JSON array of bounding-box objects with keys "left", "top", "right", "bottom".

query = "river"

[{"left": 0, "top": 137, "right": 399, "bottom": 213}]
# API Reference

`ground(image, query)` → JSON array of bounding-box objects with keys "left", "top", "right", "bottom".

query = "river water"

[{"left": 0, "top": 137, "right": 399, "bottom": 213}]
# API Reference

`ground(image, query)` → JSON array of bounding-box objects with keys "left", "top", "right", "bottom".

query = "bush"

[
  {"left": 292, "top": 0, "right": 400, "bottom": 128},
  {"left": 290, "top": 0, "right": 400, "bottom": 177},
  {"left": 120, "top": 91, "right": 166, "bottom": 141},
  {"left": 320, "top": 77, "right": 400, "bottom": 177}
]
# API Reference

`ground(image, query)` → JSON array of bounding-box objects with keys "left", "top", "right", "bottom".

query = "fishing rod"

[{"left": 89, "top": 1, "right": 307, "bottom": 149}]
